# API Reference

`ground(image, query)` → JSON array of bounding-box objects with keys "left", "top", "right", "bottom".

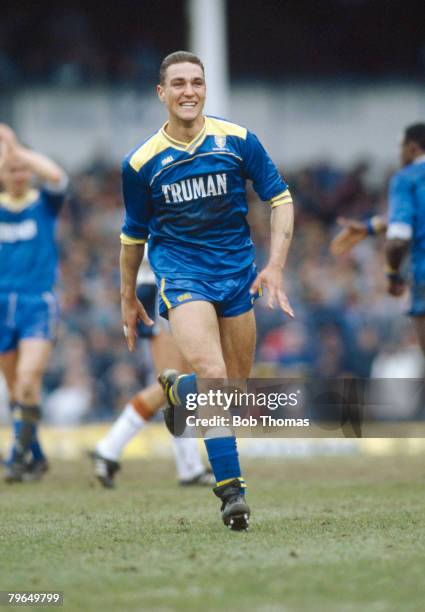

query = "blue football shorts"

[
  {"left": 136, "top": 283, "right": 161, "bottom": 338},
  {"left": 0, "top": 292, "right": 59, "bottom": 353},
  {"left": 157, "top": 264, "right": 262, "bottom": 319}
]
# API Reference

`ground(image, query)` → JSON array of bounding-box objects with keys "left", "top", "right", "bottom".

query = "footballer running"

[{"left": 119, "top": 51, "right": 294, "bottom": 530}]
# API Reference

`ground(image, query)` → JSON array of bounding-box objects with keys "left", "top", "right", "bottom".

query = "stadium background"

[{"left": 1, "top": 0, "right": 425, "bottom": 428}]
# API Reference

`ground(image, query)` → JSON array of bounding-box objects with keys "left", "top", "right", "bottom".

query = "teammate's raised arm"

[
  {"left": 0, "top": 123, "right": 66, "bottom": 187},
  {"left": 0, "top": 123, "right": 17, "bottom": 151},
  {"left": 0, "top": 124, "right": 18, "bottom": 171},
  {"left": 16, "top": 147, "right": 66, "bottom": 187}
]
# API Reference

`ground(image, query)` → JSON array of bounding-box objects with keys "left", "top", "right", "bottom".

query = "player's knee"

[{"left": 193, "top": 361, "right": 227, "bottom": 379}]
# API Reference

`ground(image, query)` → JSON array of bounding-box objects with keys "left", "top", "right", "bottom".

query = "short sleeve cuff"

[
  {"left": 120, "top": 233, "right": 147, "bottom": 245},
  {"left": 386, "top": 222, "right": 412, "bottom": 240},
  {"left": 270, "top": 188, "right": 293, "bottom": 209},
  {"left": 43, "top": 174, "right": 69, "bottom": 194}
]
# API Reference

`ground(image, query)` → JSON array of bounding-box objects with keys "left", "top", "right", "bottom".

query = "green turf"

[{"left": 1, "top": 454, "right": 425, "bottom": 612}]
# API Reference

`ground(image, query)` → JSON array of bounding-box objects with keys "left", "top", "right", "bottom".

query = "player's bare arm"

[
  {"left": 120, "top": 243, "right": 153, "bottom": 351},
  {"left": 0, "top": 123, "right": 18, "bottom": 148},
  {"left": 385, "top": 237, "right": 409, "bottom": 297},
  {"left": 0, "top": 124, "right": 18, "bottom": 169},
  {"left": 251, "top": 201, "right": 294, "bottom": 317},
  {"left": 330, "top": 215, "right": 387, "bottom": 256},
  {"left": 16, "top": 148, "right": 66, "bottom": 186},
  {"left": 0, "top": 123, "right": 66, "bottom": 185}
]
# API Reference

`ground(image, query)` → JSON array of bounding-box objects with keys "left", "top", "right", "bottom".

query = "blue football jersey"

[
  {"left": 121, "top": 116, "right": 290, "bottom": 280},
  {"left": 0, "top": 188, "right": 65, "bottom": 293},
  {"left": 387, "top": 156, "right": 425, "bottom": 281}
]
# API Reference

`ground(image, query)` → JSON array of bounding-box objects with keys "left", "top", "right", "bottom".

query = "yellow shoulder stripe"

[
  {"left": 120, "top": 233, "right": 146, "bottom": 245},
  {"left": 129, "top": 133, "right": 170, "bottom": 172},
  {"left": 205, "top": 116, "right": 247, "bottom": 140}
]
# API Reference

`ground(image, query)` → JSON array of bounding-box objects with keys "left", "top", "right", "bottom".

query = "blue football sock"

[
  {"left": 30, "top": 427, "right": 46, "bottom": 462},
  {"left": 204, "top": 436, "right": 245, "bottom": 493},
  {"left": 7, "top": 402, "right": 44, "bottom": 463},
  {"left": 7, "top": 417, "right": 22, "bottom": 464},
  {"left": 172, "top": 373, "right": 197, "bottom": 406}
]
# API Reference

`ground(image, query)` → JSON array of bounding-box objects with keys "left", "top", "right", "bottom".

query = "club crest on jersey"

[{"left": 214, "top": 135, "right": 226, "bottom": 149}]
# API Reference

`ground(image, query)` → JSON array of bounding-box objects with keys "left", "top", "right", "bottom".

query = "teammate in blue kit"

[
  {"left": 120, "top": 51, "right": 294, "bottom": 530},
  {"left": 331, "top": 123, "right": 425, "bottom": 352},
  {"left": 0, "top": 124, "right": 67, "bottom": 482}
]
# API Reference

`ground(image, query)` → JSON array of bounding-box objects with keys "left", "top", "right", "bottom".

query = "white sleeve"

[
  {"left": 386, "top": 222, "right": 412, "bottom": 240},
  {"left": 43, "top": 174, "right": 69, "bottom": 194}
]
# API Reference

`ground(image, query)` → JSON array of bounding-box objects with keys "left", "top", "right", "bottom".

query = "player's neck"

[{"left": 165, "top": 115, "right": 205, "bottom": 144}]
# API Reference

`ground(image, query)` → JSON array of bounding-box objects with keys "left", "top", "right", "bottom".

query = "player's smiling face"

[{"left": 157, "top": 62, "right": 206, "bottom": 125}]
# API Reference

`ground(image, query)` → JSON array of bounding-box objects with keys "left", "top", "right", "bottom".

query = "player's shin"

[
  {"left": 6, "top": 402, "right": 42, "bottom": 480},
  {"left": 8, "top": 402, "right": 41, "bottom": 455},
  {"left": 28, "top": 403, "right": 46, "bottom": 462},
  {"left": 203, "top": 429, "right": 245, "bottom": 493},
  {"left": 161, "top": 372, "right": 246, "bottom": 488},
  {"left": 96, "top": 396, "right": 150, "bottom": 462},
  {"left": 204, "top": 427, "right": 250, "bottom": 530}
]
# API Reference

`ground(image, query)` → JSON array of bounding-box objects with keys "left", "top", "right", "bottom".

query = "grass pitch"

[{"left": 1, "top": 454, "right": 425, "bottom": 612}]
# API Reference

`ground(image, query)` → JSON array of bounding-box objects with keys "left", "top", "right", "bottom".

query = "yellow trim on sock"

[
  {"left": 216, "top": 477, "right": 237, "bottom": 487},
  {"left": 216, "top": 476, "right": 246, "bottom": 488},
  {"left": 171, "top": 375, "right": 185, "bottom": 406},
  {"left": 169, "top": 385, "right": 178, "bottom": 406}
]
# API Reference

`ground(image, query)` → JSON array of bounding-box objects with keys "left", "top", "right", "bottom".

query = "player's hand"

[
  {"left": 121, "top": 295, "right": 153, "bottom": 352},
  {"left": 250, "top": 264, "right": 294, "bottom": 317},
  {"left": 387, "top": 276, "right": 407, "bottom": 297},
  {"left": 330, "top": 217, "right": 368, "bottom": 256}
]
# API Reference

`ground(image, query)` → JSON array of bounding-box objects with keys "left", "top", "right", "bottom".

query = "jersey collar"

[
  {"left": 160, "top": 117, "right": 207, "bottom": 155},
  {"left": 0, "top": 189, "right": 39, "bottom": 212}
]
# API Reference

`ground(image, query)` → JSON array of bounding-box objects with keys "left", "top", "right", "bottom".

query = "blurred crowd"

[
  {"left": 21, "top": 158, "right": 419, "bottom": 423},
  {"left": 0, "top": 6, "right": 163, "bottom": 89},
  {"left": 2, "top": 2, "right": 425, "bottom": 89}
]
